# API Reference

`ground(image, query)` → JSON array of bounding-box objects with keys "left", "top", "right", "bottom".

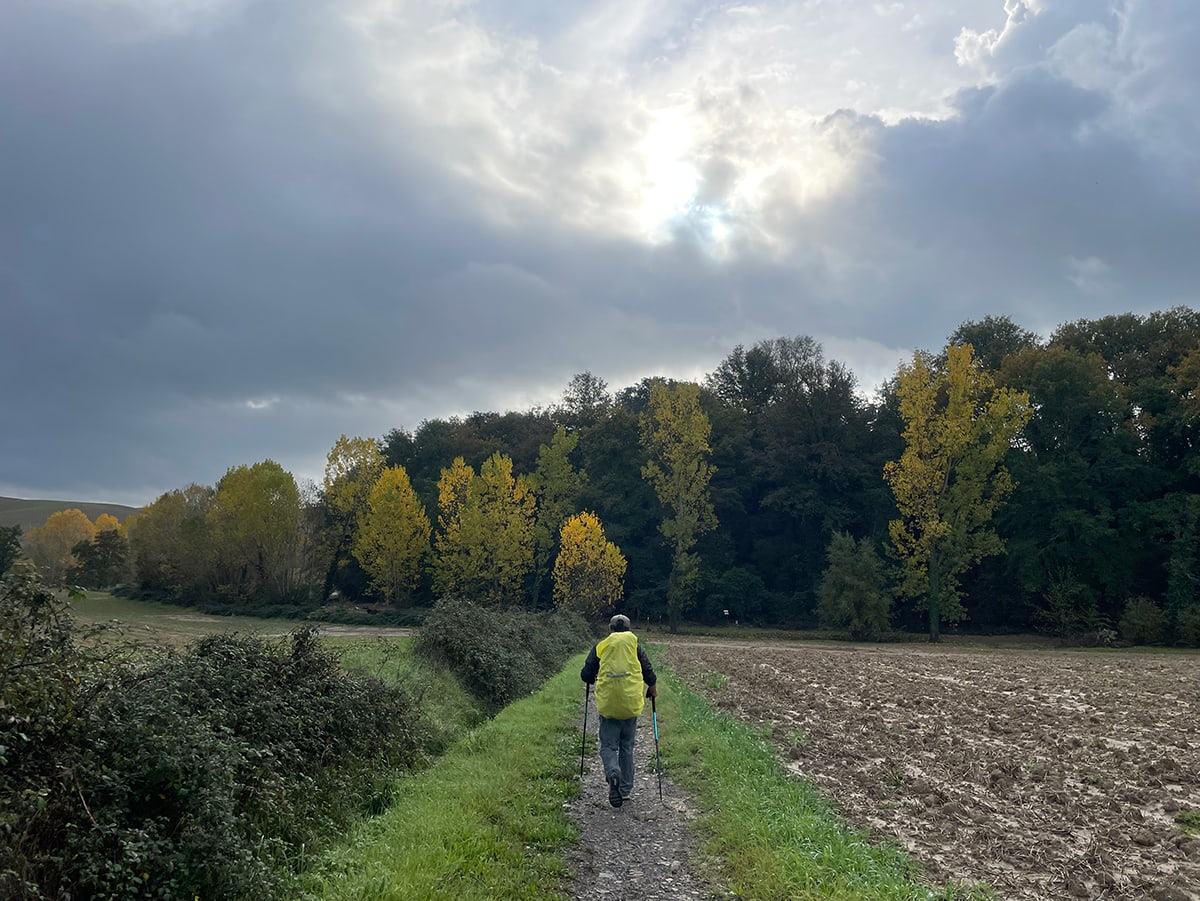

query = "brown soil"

[{"left": 664, "top": 641, "right": 1200, "bottom": 901}]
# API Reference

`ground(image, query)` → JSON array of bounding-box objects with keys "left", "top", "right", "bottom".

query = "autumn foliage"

[{"left": 553, "top": 511, "right": 626, "bottom": 614}]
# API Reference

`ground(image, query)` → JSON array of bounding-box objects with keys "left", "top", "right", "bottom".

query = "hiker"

[{"left": 580, "top": 613, "right": 657, "bottom": 808}]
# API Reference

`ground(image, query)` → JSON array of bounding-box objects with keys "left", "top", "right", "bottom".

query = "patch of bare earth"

[
  {"left": 665, "top": 642, "right": 1200, "bottom": 901},
  {"left": 564, "top": 690, "right": 720, "bottom": 900}
]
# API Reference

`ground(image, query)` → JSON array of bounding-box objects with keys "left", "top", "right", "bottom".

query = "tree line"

[{"left": 15, "top": 306, "right": 1200, "bottom": 645}]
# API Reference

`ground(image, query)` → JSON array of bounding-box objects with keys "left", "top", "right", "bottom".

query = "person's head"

[{"left": 609, "top": 614, "right": 631, "bottom": 632}]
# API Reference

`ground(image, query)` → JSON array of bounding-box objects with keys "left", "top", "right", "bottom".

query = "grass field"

[
  {"left": 68, "top": 591, "right": 413, "bottom": 647},
  {"left": 68, "top": 591, "right": 313, "bottom": 646}
]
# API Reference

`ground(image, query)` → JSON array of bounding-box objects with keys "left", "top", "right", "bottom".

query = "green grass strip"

[
  {"left": 299, "top": 658, "right": 585, "bottom": 901},
  {"left": 653, "top": 661, "right": 993, "bottom": 901},
  {"left": 330, "top": 636, "right": 486, "bottom": 754}
]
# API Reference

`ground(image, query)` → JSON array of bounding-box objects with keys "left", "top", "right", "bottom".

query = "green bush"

[
  {"left": 0, "top": 561, "right": 102, "bottom": 898},
  {"left": 414, "top": 597, "right": 590, "bottom": 712},
  {"left": 816, "top": 532, "right": 891, "bottom": 640},
  {"left": 1172, "top": 604, "right": 1200, "bottom": 647},
  {"left": 1, "top": 563, "right": 427, "bottom": 900},
  {"left": 1035, "top": 570, "right": 1105, "bottom": 644},
  {"left": 1119, "top": 596, "right": 1165, "bottom": 645}
]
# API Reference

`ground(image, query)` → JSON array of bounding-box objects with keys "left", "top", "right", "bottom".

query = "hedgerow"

[
  {"left": 414, "top": 597, "right": 592, "bottom": 712},
  {"left": 0, "top": 561, "right": 425, "bottom": 900}
]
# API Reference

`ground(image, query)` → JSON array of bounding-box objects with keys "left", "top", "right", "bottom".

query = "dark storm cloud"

[
  {"left": 2, "top": 0, "right": 1199, "bottom": 505},
  {"left": 0, "top": 0, "right": 524, "bottom": 499}
]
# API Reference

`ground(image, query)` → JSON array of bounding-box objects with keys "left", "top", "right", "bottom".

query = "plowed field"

[{"left": 664, "top": 641, "right": 1200, "bottom": 901}]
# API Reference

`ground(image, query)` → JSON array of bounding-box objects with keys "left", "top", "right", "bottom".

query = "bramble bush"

[
  {"left": 1, "top": 562, "right": 427, "bottom": 900},
  {"left": 414, "top": 597, "right": 591, "bottom": 712}
]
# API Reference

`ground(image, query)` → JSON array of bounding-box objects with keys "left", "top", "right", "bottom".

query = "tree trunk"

[{"left": 928, "top": 549, "right": 942, "bottom": 643}]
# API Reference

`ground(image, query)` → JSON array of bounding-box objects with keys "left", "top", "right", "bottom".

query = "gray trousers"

[{"left": 598, "top": 714, "right": 638, "bottom": 797}]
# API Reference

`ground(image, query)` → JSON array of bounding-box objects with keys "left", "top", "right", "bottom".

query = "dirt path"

[{"left": 564, "top": 689, "right": 719, "bottom": 900}]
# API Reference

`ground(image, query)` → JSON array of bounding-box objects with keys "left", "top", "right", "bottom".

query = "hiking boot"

[{"left": 607, "top": 774, "right": 623, "bottom": 808}]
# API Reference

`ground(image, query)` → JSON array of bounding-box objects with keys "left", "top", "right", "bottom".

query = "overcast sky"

[{"left": 3, "top": 0, "right": 1199, "bottom": 508}]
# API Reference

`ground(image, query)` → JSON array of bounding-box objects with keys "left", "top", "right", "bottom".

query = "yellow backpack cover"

[{"left": 594, "top": 631, "right": 645, "bottom": 719}]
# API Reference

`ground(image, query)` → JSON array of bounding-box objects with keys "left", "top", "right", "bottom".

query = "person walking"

[{"left": 580, "top": 614, "right": 657, "bottom": 808}]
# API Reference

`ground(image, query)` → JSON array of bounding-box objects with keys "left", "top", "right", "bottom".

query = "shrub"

[
  {"left": 1119, "top": 596, "right": 1165, "bottom": 645},
  {"left": 1, "top": 562, "right": 427, "bottom": 900},
  {"left": 62, "top": 630, "right": 426, "bottom": 898},
  {"left": 414, "top": 597, "right": 590, "bottom": 712},
  {"left": 1, "top": 561, "right": 103, "bottom": 898},
  {"left": 1034, "top": 570, "right": 1104, "bottom": 644},
  {"left": 816, "top": 532, "right": 891, "bottom": 641},
  {"left": 1172, "top": 604, "right": 1200, "bottom": 647}
]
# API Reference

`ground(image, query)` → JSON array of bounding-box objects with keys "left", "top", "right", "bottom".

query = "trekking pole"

[
  {"left": 579, "top": 683, "right": 590, "bottom": 778},
  {"left": 652, "top": 694, "right": 663, "bottom": 803}
]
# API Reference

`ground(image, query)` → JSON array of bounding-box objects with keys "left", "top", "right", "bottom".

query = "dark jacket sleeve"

[
  {"left": 580, "top": 645, "right": 600, "bottom": 684},
  {"left": 637, "top": 644, "right": 657, "bottom": 686}
]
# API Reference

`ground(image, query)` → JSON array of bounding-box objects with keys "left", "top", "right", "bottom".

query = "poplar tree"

[
  {"left": 553, "top": 511, "right": 626, "bottom": 614},
  {"left": 321, "top": 435, "right": 384, "bottom": 597},
  {"left": 883, "top": 344, "right": 1032, "bottom": 641},
  {"left": 353, "top": 465, "right": 431, "bottom": 604},
  {"left": 641, "top": 379, "right": 717, "bottom": 631},
  {"left": 433, "top": 453, "right": 536, "bottom": 604},
  {"left": 432, "top": 457, "right": 475, "bottom": 598}
]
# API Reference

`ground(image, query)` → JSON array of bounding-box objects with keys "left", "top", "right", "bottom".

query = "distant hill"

[{"left": 0, "top": 497, "right": 142, "bottom": 533}]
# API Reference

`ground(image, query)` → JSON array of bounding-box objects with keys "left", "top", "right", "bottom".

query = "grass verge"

[
  {"left": 653, "top": 660, "right": 993, "bottom": 901},
  {"left": 298, "top": 657, "right": 586, "bottom": 901},
  {"left": 329, "top": 636, "right": 485, "bottom": 755}
]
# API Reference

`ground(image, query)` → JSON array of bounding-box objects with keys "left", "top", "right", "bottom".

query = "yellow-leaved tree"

[
  {"left": 883, "top": 343, "right": 1033, "bottom": 641},
  {"left": 433, "top": 453, "right": 536, "bottom": 604},
  {"left": 641, "top": 379, "right": 717, "bottom": 631},
  {"left": 352, "top": 465, "right": 431, "bottom": 604},
  {"left": 321, "top": 435, "right": 384, "bottom": 597},
  {"left": 432, "top": 456, "right": 474, "bottom": 597},
  {"left": 93, "top": 513, "right": 122, "bottom": 535},
  {"left": 23, "top": 509, "right": 96, "bottom": 585},
  {"left": 553, "top": 511, "right": 626, "bottom": 614}
]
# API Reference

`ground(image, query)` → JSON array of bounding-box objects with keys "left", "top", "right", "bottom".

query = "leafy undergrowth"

[
  {"left": 1, "top": 563, "right": 428, "bottom": 901},
  {"left": 299, "top": 659, "right": 586, "bottom": 901},
  {"left": 413, "top": 597, "right": 593, "bottom": 713},
  {"left": 653, "top": 659, "right": 993, "bottom": 901}
]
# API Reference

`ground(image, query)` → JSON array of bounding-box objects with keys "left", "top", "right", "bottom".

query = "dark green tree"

[
  {"left": 67, "top": 530, "right": 129, "bottom": 589},
  {"left": 0, "top": 525, "right": 21, "bottom": 577},
  {"left": 559, "top": 371, "right": 613, "bottom": 431},
  {"left": 709, "top": 337, "right": 888, "bottom": 621},
  {"left": 576, "top": 399, "right": 668, "bottom": 620},
  {"left": 817, "top": 532, "right": 891, "bottom": 640},
  {"left": 947, "top": 315, "right": 1040, "bottom": 372},
  {"left": 993, "top": 345, "right": 1144, "bottom": 620},
  {"left": 529, "top": 426, "right": 586, "bottom": 607}
]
